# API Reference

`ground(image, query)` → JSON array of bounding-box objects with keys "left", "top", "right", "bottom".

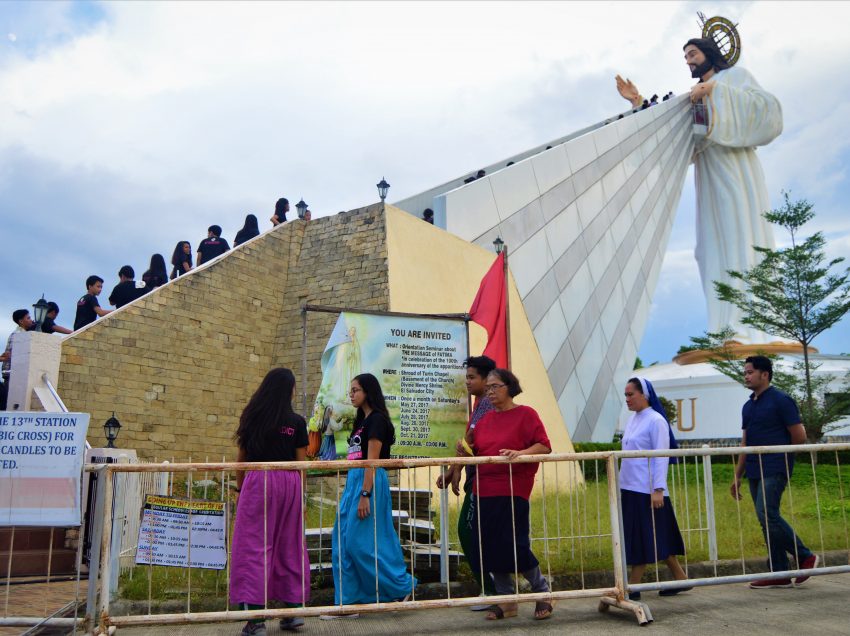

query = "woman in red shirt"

[{"left": 469, "top": 368, "right": 554, "bottom": 621}]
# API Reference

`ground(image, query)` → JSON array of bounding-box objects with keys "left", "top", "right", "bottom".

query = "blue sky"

[{"left": 1, "top": 1, "right": 848, "bottom": 363}]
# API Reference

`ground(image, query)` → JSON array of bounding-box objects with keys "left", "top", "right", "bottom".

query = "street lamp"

[
  {"left": 295, "top": 198, "right": 308, "bottom": 220},
  {"left": 493, "top": 236, "right": 505, "bottom": 254},
  {"left": 32, "top": 295, "right": 49, "bottom": 330},
  {"left": 376, "top": 177, "right": 390, "bottom": 204},
  {"left": 103, "top": 412, "right": 122, "bottom": 449}
]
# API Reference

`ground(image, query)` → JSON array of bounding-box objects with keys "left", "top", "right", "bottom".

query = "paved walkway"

[
  {"left": 115, "top": 574, "right": 848, "bottom": 635},
  {"left": 1, "top": 578, "right": 84, "bottom": 635}
]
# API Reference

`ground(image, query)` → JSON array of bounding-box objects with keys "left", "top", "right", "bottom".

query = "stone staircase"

[{"left": 305, "top": 484, "right": 463, "bottom": 584}]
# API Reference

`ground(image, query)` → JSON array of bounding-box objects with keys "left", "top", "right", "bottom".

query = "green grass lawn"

[{"left": 118, "top": 461, "right": 850, "bottom": 604}]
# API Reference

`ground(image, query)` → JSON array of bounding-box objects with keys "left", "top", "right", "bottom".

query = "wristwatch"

[{"left": 360, "top": 490, "right": 372, "bottom": 498}]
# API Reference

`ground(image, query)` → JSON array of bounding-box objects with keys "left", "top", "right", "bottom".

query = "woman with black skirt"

[{"left": 620, "top": 377, "right": 690, "bottom": 600}]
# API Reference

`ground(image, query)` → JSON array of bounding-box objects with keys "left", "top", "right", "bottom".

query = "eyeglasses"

[
  {"left": 485, "top": 383, "right": 507, "bottom": 393},
  {"left": 349, "top": 387, "right": 363, "bottom": 395}
]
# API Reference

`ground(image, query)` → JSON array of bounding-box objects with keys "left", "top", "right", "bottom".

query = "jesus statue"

[{"left": 617, "top": 37, "right": 784, "bottom": 344}]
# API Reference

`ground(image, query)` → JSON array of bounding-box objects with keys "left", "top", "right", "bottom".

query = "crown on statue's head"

[{"left": 698, "top": 11, "right": 742, "bottom": 67}]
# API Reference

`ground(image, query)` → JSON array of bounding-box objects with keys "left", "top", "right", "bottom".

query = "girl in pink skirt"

[{"left": 230, "top": 368, "right": 310, "bottom": 635}]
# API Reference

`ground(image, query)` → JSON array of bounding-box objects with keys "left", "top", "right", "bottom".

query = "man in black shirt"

[
  {"left": 41, "top": 302, "right": 72, "bottom": 335},
  {"left": 197, "top": 225, "right": 231, "bottom": 265},
  {"left": 74, "top": 275, "right": 112, "bottom": 330},
  {"left": 108, "top": 265, "right": 147, "bottom": 308}
]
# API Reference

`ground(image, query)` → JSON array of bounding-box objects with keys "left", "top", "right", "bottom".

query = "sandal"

[
  {"left": 485, "top": 603, "right": 518, "bottom": 620},
  {"left": 534, "top": 601, "right": 554, "bottom": 620}
]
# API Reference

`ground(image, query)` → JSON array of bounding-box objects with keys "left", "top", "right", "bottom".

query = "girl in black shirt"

[
  {"left": 142, "top": 254, "right": 168, "bottom": 291},
  {"left": 230, "top": 368, "right": 310, "bottom": 634},
  {"left": 329, "top": 373, "right": 415, "bottom": 611},
  {"left": 170, "top": 241, "right": 193, "bottom": 279},
  {"left": 234, "top": 214, "right": 260, "bottom": 247}
]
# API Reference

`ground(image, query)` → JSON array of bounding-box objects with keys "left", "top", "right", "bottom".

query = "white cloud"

[{"left": 2, "top": 1, "right": 850, "bottom": 357}]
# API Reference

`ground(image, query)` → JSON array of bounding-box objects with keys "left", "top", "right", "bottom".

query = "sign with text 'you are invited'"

[
  {"left": 0, "top": 412, "right": 90, "bottom": 526},
  {"left": 308, "top": 312, "right": 469, "bottom": 459}
]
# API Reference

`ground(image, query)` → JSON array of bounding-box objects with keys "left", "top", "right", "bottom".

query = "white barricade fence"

[{"left": 2, "top": 443, "right": 849, "bottom": 633}]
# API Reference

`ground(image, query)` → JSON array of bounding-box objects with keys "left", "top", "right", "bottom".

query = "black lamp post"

[
  {"left": 295, "top": 198, "right": 308, "bottom": 220},
  {"left": 493, "top": 236, "right": 505, "bottom": 254},
  {"left": 32, "top": 295, "right": 49, "bottom": 330},
  {"left": 103, "top": 412, "right": 122, "bottom": 449},
  {"left": 376, "top": 177, "right": 390, "bottom": 206}
]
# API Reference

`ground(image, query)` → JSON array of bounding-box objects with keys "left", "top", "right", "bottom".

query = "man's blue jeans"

[{"left": 748, "top": 473, "right": 813, "bottom": 572}]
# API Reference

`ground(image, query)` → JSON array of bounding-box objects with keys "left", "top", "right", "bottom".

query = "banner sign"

[
  {"left": 308, "top": 312, "right": 468, "bottom": 459},
  {"left": 0, "top": 412, "right": 89, "bottom": 526},
  {"left": 135, "top": 495, "right": 227, "bottom": 570}
]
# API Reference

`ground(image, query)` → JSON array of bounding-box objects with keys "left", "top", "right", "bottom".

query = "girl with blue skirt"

[
  {"left": 621, "top": 377, "right": 690, "bottom": 600},
  {"left": 328, "top": 373, "right": 416, "bottom": 617}
]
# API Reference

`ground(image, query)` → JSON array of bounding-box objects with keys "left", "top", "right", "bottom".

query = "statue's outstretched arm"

[{"left": 615, "top": 74, "right": 643, "bottom": 109}]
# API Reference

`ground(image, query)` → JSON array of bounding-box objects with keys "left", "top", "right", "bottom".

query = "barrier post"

[
  {"left": 84, "top": 465, "right": 108, "bottom": 634},
  {"left": 439, "top": 487, "right": 449, "bottom": 584},
  {"left": 97, "top": 467, "right": 115, "bottom": 634},
  {"left": 702, "top": 444, "right": 718, "bottom": 562}
]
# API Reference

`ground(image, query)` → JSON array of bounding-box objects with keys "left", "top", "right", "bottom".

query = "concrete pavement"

[{"left": 114, "top": 573, "right": 849, "bottom": 635}]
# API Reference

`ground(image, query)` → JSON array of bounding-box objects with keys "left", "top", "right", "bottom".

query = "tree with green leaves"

[{"left": 690, "top": 194, "right": 850, "bottom": 440}]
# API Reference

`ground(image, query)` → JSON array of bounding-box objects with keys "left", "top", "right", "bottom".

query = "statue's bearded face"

[{"left": 684, "top": 44, "right": 713, "bottom": 79}]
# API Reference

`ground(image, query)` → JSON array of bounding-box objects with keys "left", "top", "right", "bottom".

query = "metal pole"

[
  {"left": 97, "top": 467, "right": 115, "bottom": 633},
  {"left": 439, "top": 486, "right": 449, "bottom": 584},
  {"left": 503, "top": 247, "right": 512, "bottom": 370},
  {"left": 301, "top": 306, "right": 308, "bottom": 416},
  {"left": 605, "top": 454, "right": 627, "bottom": 599},
  {"left": 85, "top": 465, "right": 108, "bottom": 632},
  {"left": 702, "top": 444, "right": 718, "bottom": 562}
]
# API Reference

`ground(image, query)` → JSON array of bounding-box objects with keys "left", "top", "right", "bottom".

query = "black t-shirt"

[
  {"left": 171, "top": 253, "right": 192, "bottom": 279},
  {"left": 74, "top": 294, "right": 99, "bottom": 330},
  {"left": 244, "top": 413, "right": 309, "bottom": 462},
  {"left": 234, "top": 227, "right": 259, "bottom": 247},
  {"left": 197, "top": 237, "right": 230, "bottom": 264},
  {"left": 347, "top": 411, "right": 394, "bottom": 460},
  {"left": 142, "top": 271, "right": 167, "bottom": 290},
  {"left": 41, "top": 317, "right": 56, "bottom": 334},
  {"left": 108, "top": 281, "right": 146, "bottom": 308}
]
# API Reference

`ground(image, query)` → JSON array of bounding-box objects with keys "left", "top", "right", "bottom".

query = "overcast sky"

[{"left": 1, "top": 1, "right": 848, "bottom": 365}]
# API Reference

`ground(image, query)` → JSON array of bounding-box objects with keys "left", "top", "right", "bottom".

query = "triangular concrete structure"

[{"left": 396, "top": 96, "right": 695, "bottom": 441}]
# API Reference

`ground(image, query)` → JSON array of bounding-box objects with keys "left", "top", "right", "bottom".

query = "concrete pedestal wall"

[{"left": 425, "top": 97, "right": 695, "bottom": 441}]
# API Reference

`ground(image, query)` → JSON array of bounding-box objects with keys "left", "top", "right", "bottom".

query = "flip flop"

[
  {"left": 485, "top": 603, "right": 518, "bottom": 620},
  {"left": 534, "top": 601, "right": 554, "bottom": 620}
]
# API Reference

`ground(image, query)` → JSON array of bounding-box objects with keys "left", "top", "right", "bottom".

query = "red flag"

[{"left": 469, "top": 252, "right": 508, "bottom": 368}]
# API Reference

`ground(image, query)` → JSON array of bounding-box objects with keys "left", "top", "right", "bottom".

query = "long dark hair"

[
  {"left": 235, "top": 368, "right": 296, "bottom": 459},
  {"left": 171, "top": 241, "right": 192, "bottom": 268},
  {"left": 352, "top": 373, "right": 395, "bottom": 443},
  {"left": 241, "top": 214, "right": 259, "bottom": 234},
  {"left": 147, "top": 253, "right": 168, "bottom": 280}
]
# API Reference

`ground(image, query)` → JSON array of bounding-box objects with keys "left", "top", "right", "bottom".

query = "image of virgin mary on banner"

[{"left": 307, "top": 311, "right": 468, "bottom": 459}]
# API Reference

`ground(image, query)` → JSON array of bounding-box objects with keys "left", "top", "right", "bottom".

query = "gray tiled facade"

[{"left": 398, "top": 96, "right": 695, "bottom": 441}]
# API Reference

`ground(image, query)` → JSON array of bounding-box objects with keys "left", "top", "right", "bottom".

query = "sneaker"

[
  {"left": 628, "top": 591, "right": 641, "bottom": 601},
  {"left": 240, "top": 622, "right": 267, "bottom": 636},
  {"left": 280, "top": 617, "right": 305, "bottom": 631},
  {"left": 795, "top": 554, "right": 819, "bottom": 586},
  {"left": 319, "top": 613, "right": 360, "bottom": 620},
  {"left": 749, "top": 578, "right": 793, "bottom": 589}
]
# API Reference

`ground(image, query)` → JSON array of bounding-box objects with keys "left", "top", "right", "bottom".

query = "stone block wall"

[{"left": 58, "top": 205, "right": 389, "bottom": 460}]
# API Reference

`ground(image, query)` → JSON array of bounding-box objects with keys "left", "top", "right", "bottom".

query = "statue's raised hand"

[{"left": 615, "top": 74, "right": 642, "bottom": 109}]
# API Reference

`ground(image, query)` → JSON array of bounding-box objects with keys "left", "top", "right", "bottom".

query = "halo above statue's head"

[{"left": 698, "top": 12, "right": 741, "bottom": 67}]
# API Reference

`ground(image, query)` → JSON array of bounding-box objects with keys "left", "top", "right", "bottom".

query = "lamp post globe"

[
  {"left": 103, "top": 412, "right": 122, "bottom": 449},
  {"left": 295, "top": 198, "right": 308, "bottom": 220},
  {"left": 493, "top": 236, "right": 505, "bottom": 255},
  {"left": 32, "top": 295, "right": 49, "bottom": 328},
  {"left": 376, "top": 177, "right": 390, "bottom": 203}
]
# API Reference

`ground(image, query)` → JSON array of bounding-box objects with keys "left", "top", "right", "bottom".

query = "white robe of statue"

[{"left": 694, "top": 65, "right": 783, "bottom": 343}]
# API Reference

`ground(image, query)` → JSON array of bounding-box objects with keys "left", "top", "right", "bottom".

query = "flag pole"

[{"left": 493, "top": 237, "right": 511, "bottom": 370}]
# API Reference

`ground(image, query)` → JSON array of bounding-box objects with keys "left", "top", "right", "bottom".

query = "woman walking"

[
  {"left": 142, "top": 253, "right": 169, "bottom": 291},
  {"left": 230, "top": 368, "right": 310, "bottom": 635},
  {"left": 235, "top": 214, "right": 260, "bottom": 246},
  {"left": 468, "top": 368, "right": 554, "bottom": 621},
  {"left": 620, "top": 377, "right": 690, "bottom": 600},
  {"left": 328, "top": 373, "right": 416, "bottom": 617}
]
